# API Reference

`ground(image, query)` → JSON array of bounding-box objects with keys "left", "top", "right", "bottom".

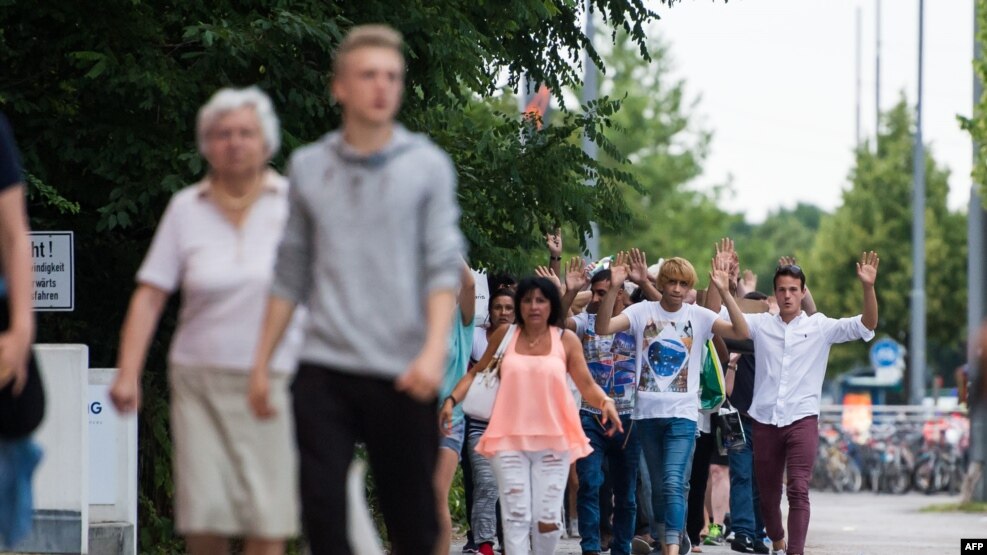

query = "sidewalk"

[{"left": 450, "top": 491, "right": 986, "bottom": 554}]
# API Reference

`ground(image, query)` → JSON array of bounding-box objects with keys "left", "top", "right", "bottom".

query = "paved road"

[{"left": 450, "top": 491, "right": 986, "bottom": 554}]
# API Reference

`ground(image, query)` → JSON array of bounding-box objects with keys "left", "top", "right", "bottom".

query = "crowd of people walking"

[{"left": 1, "top": 22, "right": 890, "bottom": 555}]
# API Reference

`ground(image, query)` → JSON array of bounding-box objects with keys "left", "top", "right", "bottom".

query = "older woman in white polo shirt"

[{"left": 109, "top": 87, "right": 303, "bottom": 555}]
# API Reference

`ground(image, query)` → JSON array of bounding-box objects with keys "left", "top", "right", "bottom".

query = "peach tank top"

[{"left": 475, "top": 327, "right": 592, "bottom": 460}]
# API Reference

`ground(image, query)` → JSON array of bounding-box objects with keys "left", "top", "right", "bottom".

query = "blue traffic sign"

[{"left": 870, "top": 338, "right": 903, "bottom": 369}]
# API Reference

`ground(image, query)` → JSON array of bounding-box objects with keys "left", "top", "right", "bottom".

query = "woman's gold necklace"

[{"left": 522, "top": 329, "right": 547, "bottom": 348}]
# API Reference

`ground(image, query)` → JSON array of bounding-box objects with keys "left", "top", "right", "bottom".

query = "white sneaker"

[
  {"left": 567, "top": 517, "right": 580, "bottom": 538},
  {"left": 770, "top": 549, "right": 787, "bottom": 555}
]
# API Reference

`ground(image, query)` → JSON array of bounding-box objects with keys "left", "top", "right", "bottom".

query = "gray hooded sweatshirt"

[{"left": 272, "top": 125, "right": 465, "bottom": 379}]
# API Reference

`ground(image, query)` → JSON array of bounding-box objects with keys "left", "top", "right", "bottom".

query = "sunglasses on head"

[{"left": 776, "top": 263, "right": 803, "bottom": 274}]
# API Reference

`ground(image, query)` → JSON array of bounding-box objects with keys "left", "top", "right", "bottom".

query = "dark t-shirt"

[
  {"left": 0, "top": 112, "right": 24, "bottom": 191},
  {"left": 724, "top": 338, "right": 756, "bottom": 414}
]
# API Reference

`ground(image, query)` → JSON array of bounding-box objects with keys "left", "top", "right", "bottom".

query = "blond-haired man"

[{"left": 249, "top": 25, "right": 465, "bottom": 555}]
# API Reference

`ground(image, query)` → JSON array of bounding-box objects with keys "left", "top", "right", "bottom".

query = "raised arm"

[
  {"left": 458, "top": 260, "right": 476, "bottom": 325},
  {"left": 737, "top": 269, "right": 757, "bottom": 299},
  {"left": 856, "top": 251, "right": 879, "bottom": 330},
  {"left": 535, "top": 265, "right": 564, "bottom": 296},
  {"left": 546, "top": 228, "right": 563, "bottom": 277},
  {"left": 561, "top": 256, "right": 588, "bottom": 330},
  {"left": 704, "top": 238, "right": 736, "bottom": 314},
  {"left": 628, "top": 248, "right": 661, "bottom": 301},
  {"left": 709, "top": 256, "right": 750, "bottom": 340},
  {"left": 594, "top": 253, "right": 632, "bottom": 336}
]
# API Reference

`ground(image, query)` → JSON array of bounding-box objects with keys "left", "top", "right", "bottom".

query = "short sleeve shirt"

[
  {"left": 470, "top": 326, "right": 489, "bottom": 365},
  {"left": 440, "top": 307, "right": 476, "bottom": 425},
  {"left": 572, "top": 312, "right": 637, "bottom": 415},
  {"left": 137, "top": 171, "right": 305, "bottom": 373},
  {"left": 622, "top": 301, "right": 718, "bottom": 421}
]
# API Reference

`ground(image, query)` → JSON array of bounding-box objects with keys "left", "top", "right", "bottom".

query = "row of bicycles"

[{"left": 811, "top": 411, "right": 969, "bottom": 495}]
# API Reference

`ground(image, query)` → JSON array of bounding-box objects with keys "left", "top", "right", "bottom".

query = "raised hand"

[
  {"left": 856, "top": 251, "right": 880, "bottom": 286},
  {"left": 564, "top": 256, "right": 589, "bottom": 293},
  {"left": 610, "top": 251, "right": 629, "bottom": 287},
  {"left": 715, "top": 238, "right": 739, "bottom": 287},
  {"left": 741, "top": 269, "right": 757, "bottom": 292},
  {"left": 709, "top": 255, "right": 731, "bottom": 292},
  {"left": 628, "top": 248, "right": 650, "bottom": 285},
  {"left": 535, "top": 265, "right": 563, "bottom": 292},
  {"left": 545, "top": 228, "right": 562, "bottom": 257},
  {"left": 778, "top": 255, "right": 797, "bottom": 268}
]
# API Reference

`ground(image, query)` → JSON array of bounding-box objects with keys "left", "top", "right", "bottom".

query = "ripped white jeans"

[{"left": 491, "top": 450, "right": 570, "bottom": 554}]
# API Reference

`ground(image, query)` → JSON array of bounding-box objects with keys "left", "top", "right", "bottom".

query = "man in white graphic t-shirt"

[{"left": 595, "top": 255, "right": 748, "bottom": 555}]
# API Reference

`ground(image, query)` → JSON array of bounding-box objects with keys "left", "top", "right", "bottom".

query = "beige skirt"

[{"left": 169, "top": 365, "right": 299, "bottom": 538}]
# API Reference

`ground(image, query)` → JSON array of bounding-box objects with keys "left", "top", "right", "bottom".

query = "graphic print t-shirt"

[
  {"left": 573, "top": 312, "right": 637, "bottom": 415},
  {"left": 622, "top": 301, "right": 717, "bottom": 421}
]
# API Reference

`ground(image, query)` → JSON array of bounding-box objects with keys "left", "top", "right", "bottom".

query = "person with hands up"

[
  {"left": 595, "top": 255, "right": 748, "bottom": 555},
  {"left": 444, "top": 277, "right": 621, "bottom": 555},
  {"left": 434, "top": 260, "right": 476, "bottom": 555},
  {"left": 555, "top": 251, "right": 648, "bottom": 555},
  {"left": 745, "top": 252, "right": 880, "bottom": 555}
]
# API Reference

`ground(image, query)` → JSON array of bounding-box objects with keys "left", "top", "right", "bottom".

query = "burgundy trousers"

[{"left": 752, "top": 416, "right": 818, "bottom": 554}]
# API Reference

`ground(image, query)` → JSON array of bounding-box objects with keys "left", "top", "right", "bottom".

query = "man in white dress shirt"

[{"left": 745, "top": 252, "right": 879, "bottom": 555}]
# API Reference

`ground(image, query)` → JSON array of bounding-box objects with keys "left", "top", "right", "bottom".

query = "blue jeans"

[
  {"left": 728, "top": 416, "right": 765, "bottom": 540},
  {"left": 727, "top": 417, "right": 764, "bottom": 540},
  {"left": 576, "top": 413, "right": 641, "bottom": 555},
  {"left": 637, "top": 417, "right": 697, "bottom": 547}
]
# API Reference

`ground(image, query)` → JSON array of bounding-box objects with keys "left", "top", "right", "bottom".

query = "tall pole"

[
  {"left": 970, "top": 0, "right": 987, "bottom": 503},
  {"left": 876, "top": 0, "right": 882, "bottom": 135},
  {"left": 582, "top": 0, "right": 600, "bottom": 261},
  {"left": 910, "top": 0, "right": 926, "bottom": 405},
  {"left": 856, "top": 6, "right": 863, "bottom": 147}
]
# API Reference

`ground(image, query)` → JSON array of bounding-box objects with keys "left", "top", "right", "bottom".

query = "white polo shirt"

[
  {"left": 137, "top": 171, "right": 305, "bottom": 373},
  {"left": 745, "top": 311, "right": 875, "bottom": 427}
]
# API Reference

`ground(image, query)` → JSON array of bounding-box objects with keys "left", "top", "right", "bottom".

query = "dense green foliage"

[
  {"left": 0, "top": 0, "right": 666, "bottom": 550},
  {"left": 596, "top": 31, "right": 736, "bottom": 275},
  {"left": 961, "top": 0, "right": 987, "bottom": 202},
  {"left": 808, "top": 99, "right": 967, "bottom": 379},
  {"left": 729, "top": 203, "right": 826, "bottom": 291}
]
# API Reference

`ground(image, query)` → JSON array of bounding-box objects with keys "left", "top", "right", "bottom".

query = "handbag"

[
  {"left": 715, "top": 404, "right": 747, "bottom": 455},
  {"left": 461, "top": 324, "right": 516, "bottom": 420}
]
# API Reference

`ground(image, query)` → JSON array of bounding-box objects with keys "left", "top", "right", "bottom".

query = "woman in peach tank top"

[{"left": 443, "top": 276, "right": 622, "bottom": 554}]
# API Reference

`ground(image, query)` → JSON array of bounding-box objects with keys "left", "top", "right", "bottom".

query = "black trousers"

[
  {"left": 687, "top": 431, "right": 717, "bottom": 545},
  {"left": 292, "top": 364, "right": 439, "bottom": 555}
]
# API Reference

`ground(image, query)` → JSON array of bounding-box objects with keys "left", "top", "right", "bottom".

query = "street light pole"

[
  {"left": 582, "top": 0, "right": 600, "bottom": 261},
  {"left": 909, "top": 0, "right": 926, "bottom": 406}
]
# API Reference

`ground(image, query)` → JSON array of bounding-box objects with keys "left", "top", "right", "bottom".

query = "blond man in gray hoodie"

[{"left": 249, "top": 25, "right": 465, "bottom": 555}]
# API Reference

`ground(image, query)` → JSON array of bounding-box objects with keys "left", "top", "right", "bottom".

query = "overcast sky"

[{"left": 650, "top": 0, "right": 975, "bottom": 223}]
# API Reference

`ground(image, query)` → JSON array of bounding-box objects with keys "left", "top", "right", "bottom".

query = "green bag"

[{"left": 700, "top": 339, "right": 726, "bottom": 413}]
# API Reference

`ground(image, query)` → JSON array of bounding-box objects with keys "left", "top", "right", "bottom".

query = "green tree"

[
  {"left": 807, "top": 98, "right": 967, "bottom": 379},
  {"left": 595, "top": 30, "right": 735, "bottom": 280},
  {"left": 0, "top": 1, "right": 667, "bottom": 550},
  {"left": 729, "top": 202, "right": 827, "bottom": 293}
]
